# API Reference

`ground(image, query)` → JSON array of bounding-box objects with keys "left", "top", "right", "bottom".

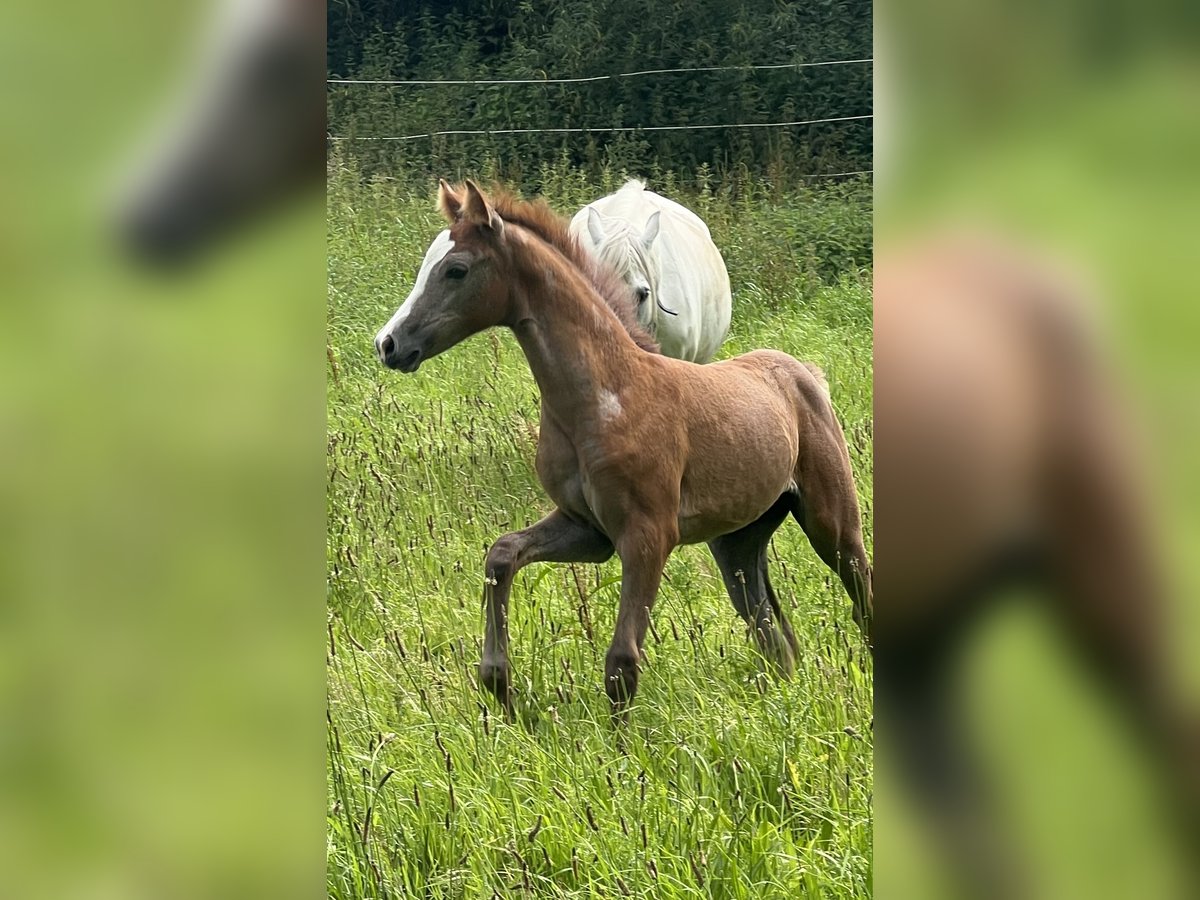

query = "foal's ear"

[
  {"left": 462, "top": 179, "right": 504, "bottom": 236},
  {"left": 437, "top": 179, "right": 463, "bottom": 221}
]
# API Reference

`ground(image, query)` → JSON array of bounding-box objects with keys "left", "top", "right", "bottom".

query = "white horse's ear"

[
  {"left": 640, "top": 211, "right": 661, "bottom": 250},
  {"left": 437, "top": 179, "right": 464, "bottom": 220},
  {"left": 463, "top": 179, "right": 504, "bottom": 235},
  {"left": 587, "top": 207, "right": 607, "bottom": 245}
]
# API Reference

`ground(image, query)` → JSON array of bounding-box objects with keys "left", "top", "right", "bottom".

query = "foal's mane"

[{"left": 472, "top": 185, "right": 660, "bottom": 354}]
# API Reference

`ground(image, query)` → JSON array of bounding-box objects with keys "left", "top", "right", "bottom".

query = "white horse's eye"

[{"left": 634, "top": 286, "right": 650, "bottom": 304}]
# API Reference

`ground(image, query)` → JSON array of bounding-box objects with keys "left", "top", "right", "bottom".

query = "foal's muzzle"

[{"left": 375, "top": 333, "right": 423, "bottom": 372}]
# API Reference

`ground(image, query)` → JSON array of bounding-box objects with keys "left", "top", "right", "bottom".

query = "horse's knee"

[
  {"left": 853, "top": 596, "right": 873, "bottom": 648},
  {"left": 775, "top": 605, "right": 800, "bottom": 658},
  {"left": 604, "top": 646, "right": 641, "bottom": 708},
  {"left": 484, "top": 534, "right": 521, "bottom": 584}
]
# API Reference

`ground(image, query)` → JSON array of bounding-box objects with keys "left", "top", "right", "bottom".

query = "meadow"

[{"left": 327, "top": 160, "right": 873, "bottom": 898}]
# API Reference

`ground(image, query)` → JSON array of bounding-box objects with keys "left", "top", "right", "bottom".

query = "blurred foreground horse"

[
  {"left": 875, "top": 235, "right": 1200, "bottom": 897},
  {"left": 114, "top": 0, "right": 325, "bottom": 265}
]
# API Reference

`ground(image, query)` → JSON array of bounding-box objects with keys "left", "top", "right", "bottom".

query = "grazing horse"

[
  {"left": 374, "top": 179, "right": 871, "bottom": 717},
  {"left": 569, "top": 180, "right": 732, "bottom": 362}
]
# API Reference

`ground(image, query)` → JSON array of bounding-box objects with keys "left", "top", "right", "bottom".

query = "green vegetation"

[
  {"left": 327, "top": 0, "right": 871, "bottom": 187},
  {"left": 326, "top": 158, "right": 873, "bottom": 898}
]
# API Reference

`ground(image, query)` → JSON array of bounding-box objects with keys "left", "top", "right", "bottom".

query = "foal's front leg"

[{"left": 481, "top": 509, "right": 613, "bottom": 717}]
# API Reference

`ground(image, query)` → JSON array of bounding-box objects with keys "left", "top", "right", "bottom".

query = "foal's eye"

[{"left": 445, "top": 264, "right": 468, "bottom": 280}]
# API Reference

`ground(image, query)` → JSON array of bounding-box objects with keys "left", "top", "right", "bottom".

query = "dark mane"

[{"left": 472, "top": 184, "right": 661, "bottom": 354}]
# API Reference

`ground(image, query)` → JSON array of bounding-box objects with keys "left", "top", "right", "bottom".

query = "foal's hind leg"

[
  {"left": 792, "top": 425, "right": 873, "bottom": 644},
  {"left": 877, "top": 623, "right": 1029, "bottom": 900},
  {"left": 708, "top": 494, "right": 798, "bottom": 675},
  {"left": 481, "top": 509, "right": 613, "bottom": 716},
  {"left": 1044, "top": 441, "right": 1200, "bottom": 864}
]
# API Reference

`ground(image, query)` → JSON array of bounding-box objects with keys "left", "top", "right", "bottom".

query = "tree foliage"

[{"left": 327, "top": 0, "right": 871, "bottom": 188}]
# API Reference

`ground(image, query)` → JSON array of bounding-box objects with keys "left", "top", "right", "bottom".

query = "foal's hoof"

[
  {"left": 754, "top": 625, "right": 796, "bottom": 679},
  {"left": 479, "top": 660, "right": 514, "bottom": 718},
  {"left": 604, "top": 649, "right": 640, "bottom": 720},
  {"left": 773, "top": 643, "right": 797, "bottom": 679}
]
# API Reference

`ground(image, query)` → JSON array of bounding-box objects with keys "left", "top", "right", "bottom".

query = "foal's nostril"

[{"left": 379, "top": 334, "right": 395, "bottom": 361}]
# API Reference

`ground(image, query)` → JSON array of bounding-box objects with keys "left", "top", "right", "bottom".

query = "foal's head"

[
  {"left": 374, "top": 180, "right": 513, "bottom": 372},
  {"left": 375, "top": 179, "right": 657, "bottom": 371}
]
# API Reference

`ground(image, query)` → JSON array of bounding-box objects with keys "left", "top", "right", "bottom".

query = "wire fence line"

[
  {"left": 329, "top": 113, "right": 872, "bottom": 143},
  {"left": 330, "top": 60, "right": 872, "bottom": 180},
  {"left": 328, "top": 58, "right": 873, "bottom": 87},
  {"left": 797, "top": 170, "right": 873, "bottom": 178}
]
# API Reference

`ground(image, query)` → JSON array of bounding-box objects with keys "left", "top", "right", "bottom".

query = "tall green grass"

[{"left": 327, "top": 160, "right": 873, "bottom": 898}]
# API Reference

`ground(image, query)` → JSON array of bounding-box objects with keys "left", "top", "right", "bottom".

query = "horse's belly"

[
  {"left": 674, "top": 385, "right": 799, "bottom": 543},
  {"left": 676, "top": 472, "right": 792, "bottom": 545}
]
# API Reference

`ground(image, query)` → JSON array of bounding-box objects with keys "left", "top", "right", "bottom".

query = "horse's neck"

[{"left": 508, "top": 234, "right": 639, "bottom": 431}]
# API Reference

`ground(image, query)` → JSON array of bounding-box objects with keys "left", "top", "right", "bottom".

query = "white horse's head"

[{"left": 582, "top": 208, "right": 678, "bottom": 328}]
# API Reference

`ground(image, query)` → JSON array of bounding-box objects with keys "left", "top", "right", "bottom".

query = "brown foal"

[{"left": 374, "top": 179, "right": 872, "bottom": 717}]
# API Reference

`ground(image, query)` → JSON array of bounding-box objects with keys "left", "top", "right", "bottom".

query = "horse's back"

[
  {"left": 569, "top": 181, "right": 717, "bottom": 252},
  {"left": 622, "top": 180, "right": 713, "bottom": 236},
  {"left": 681, "top": 350, "right": 833, "bottom": 440},
  {"left": 721, "top": 348, "right": 827, "bottom": 395}
]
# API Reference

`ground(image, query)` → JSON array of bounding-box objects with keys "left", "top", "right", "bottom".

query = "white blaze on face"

[{"left": 375, "top": 230, "right": 455, "bottom": 350}]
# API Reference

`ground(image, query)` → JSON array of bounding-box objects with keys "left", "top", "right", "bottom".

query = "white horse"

[{"left": 569, "top": 180, "right": 732, "bottom": 363}]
